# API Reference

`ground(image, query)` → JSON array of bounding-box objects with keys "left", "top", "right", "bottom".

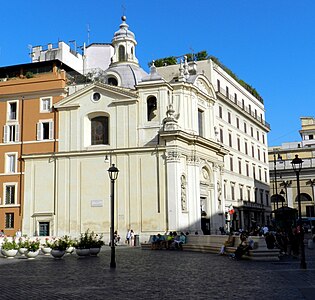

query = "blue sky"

[{"left": 1, "top": 0, "right": 314, "bottom": 146}]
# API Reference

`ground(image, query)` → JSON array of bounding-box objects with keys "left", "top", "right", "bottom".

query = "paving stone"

[{"left": 0, "top": 246, "right": 315, "bottom": 299}]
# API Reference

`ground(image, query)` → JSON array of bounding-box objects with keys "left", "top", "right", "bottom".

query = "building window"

[
  {"left": 249, "top": 104, "right": 251, "bottom": 113},
  {"left": 5, "top": 153, "right": 17, "bottom": 173},
  {"left": 259, "top": 168, "right": 262, "bottom": 181},
  {"left": 238, "top": 159, "right": 242, "bottom": 174},
  {"left": 264, "top": 170, "right": 267, "bottom": 182},
  {"left": 251, "top": 127, "right": 254, "bottom": 137},
  {"left": 220, "top": 128, "right": 224, "bottom": 143},
  {"left": 247, "top": 189, "right": 251, "bottom": 201},
  {"left": 118, "top": 45, "right": 125, "bottom": 61},
  {"left": 242, "top": 99, "right": 245, "bottom": 109},
  {"left": 309, "top": 135, "right": 314, "bottom": 140},
  {"left": 91, "top": 116, "right": 109, "bottom": 145},
  {"left": 219, "top": 106, "right": 222, "bottom": 118},
  {"left": 295, "top": 193, "right": 312, "bottom": 202},
  {"left": 239, "top": 186, "right": 243, "bottom": 200},
  {"left": 3, "top": 124, "right": 19, "bottom": 143},
  {"left": 92, "top": 92, "right": 101, "bottom": 102},
  {"left": 245, "top": 142, "right": 248, "bottom": 155},
  {"left": 237, "top": 137, "right": 241, "bottom": 151},
  {"left": 263, "top": 152, "right": 266, "bottom": 163},
  {"left": 37, "top": 121, "right": 54, "bottom": 140},
  {"left": 228, "top": 112, "right": 231, "bottom": 124},
  {"left": 7, "top": 101, "right": 18, "bottom": 120},
  {"left": 265, "top": 193, "right": 269, "bottom": 206},
  {"left": 147, "top": 96, "right": 157, "bottom": 121},
  {"left": 257, "top": 130, "right": 259, "bottom": 141},
  {"left": 231, "top": 184, "right": 235, "bottom": 200},
  {"left": 4, "top": 184, "right": 16, "bottom": 205},
  {"left": 229, "top": 133, "right": 232, "bottom": 147},
  {"left": 226, "top": 86, "right": 229, "bottom": 98},
  {"left": 257, "top": 148, "right": 261, "bottom": 160},
  {"left": 234, "top": 93, "right": 237, "bottom": 103},
  {"left": 246, "top": 163, "right": 249, "bottom": 176},
  {"left": 236, "top": 117, "right": 239, "bottom": 129},
  {"left": 230, "top": 156, "right": 233, "bottom": 172},
  {"left": 306, "top": 206, "right": 315, "bottom": 217},
  {"left": 39, "top": 222, "right": 50, "bottom": 236},
  {"left": 198, "top": 109, "right": 204, "bottom": 137},
  {"left": 252, "top": 145, "right": 255, "bottom": 158},
  {"left": 217, "top": 79, "right": 220, "bottom": 91},
  {"left": 40, "top": 97, "right": 52, "bottom": 112},
  {"left": 108, "top": 77, "right": 118, "bottom": 86},
  {"left": 244, "top": 122, "right": 247, "bottom": 134},
  {"left": 252, "top": 165, "right": 256, "bottom": 179},
  {"left": 262, "top": 134, "right": 265, "bottom": 144},
  {"left": 5, "top": 213, "right": 14, "bottom": 229}
]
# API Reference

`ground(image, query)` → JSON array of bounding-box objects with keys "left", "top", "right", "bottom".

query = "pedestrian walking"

[{"left": 126, "top": 229, "right": 131, "bottom": 245}]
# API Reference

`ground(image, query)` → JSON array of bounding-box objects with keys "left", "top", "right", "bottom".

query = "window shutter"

[
  {"left": 36, "top": 122, "right": 41, "bottom": 140},
  {"left": 49, "top": 121, "right": 54, "bottom": 139},
  {"left": 15, "top": 124, "right": 20, "bottom": 142},
  {"left": 3, "top": 125, "right": 8, "bottom": 143}
]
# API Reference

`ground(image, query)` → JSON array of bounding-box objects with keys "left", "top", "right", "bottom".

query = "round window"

[{"left": 92, "top": 92, "right": 101, "bottom": 101}]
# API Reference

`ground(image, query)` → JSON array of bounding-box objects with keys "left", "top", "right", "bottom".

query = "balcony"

[{"left": 217, "top": 88, "right": 270, "bottom": 130}]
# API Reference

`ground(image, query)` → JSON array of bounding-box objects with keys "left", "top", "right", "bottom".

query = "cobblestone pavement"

[{"left": 1, "top": 246, "right": 315, "bottom": 300}]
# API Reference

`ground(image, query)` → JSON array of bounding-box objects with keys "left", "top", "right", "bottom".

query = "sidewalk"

[{"left": 0, "top": 246, "right": 315, "bottom": 299}]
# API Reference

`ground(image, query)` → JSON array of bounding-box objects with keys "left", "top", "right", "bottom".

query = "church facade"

[{"left": 18, "top": 16, "right": 270, "bottom": 241}]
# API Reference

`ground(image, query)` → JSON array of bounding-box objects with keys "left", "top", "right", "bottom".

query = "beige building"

[
  {"left": 19, "top": 16, "right": 270, "bottom": 241},
  {"left": 269, "top": 117, "right": 315, "bottom": 228},
  {"left": 0, "top": 15, "right": 270, "bottom": 240}
]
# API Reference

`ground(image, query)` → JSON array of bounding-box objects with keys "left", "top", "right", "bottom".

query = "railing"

[{"left": 217, "top": 88, "right": 270, "bottom": 130}]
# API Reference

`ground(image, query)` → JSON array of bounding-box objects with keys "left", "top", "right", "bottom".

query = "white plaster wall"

[{"left": 85, "top": 44, "right": 114, "bottom": 72}]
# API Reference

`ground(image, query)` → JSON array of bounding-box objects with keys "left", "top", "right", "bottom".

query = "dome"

[
  {"left": 104, "top": 64, "right": 148, "bottom": 89},
  {"left": 112, "top": 16, "right": 136, "bottom": 43}
]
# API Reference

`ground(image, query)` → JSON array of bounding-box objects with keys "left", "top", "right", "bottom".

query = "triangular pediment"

[{"left": 54, "top": 82, "right": 138, "bottom": 110}]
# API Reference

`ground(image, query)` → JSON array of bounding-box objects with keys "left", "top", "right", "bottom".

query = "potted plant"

[
  {"left": 89, "top": 232, "right": 105, "bottom": 256},
  {"left": 41, "top": 237, "right": 54, "bottom": 255},
  {"left": 74, "top": 230, "right": 104, "bottom": 256},
  {"left": 50, "top": 236, "right": 71, "bottom": 259},
  {"left": 2, "top": 237, "right": 19, "bottom": 259},
  {"left": 17, "top": 237, "right": 28, "bottom": 257},
  {"left": 25, "top": 239, "right": 40, "bottom": 259},
  {"left": 74, "top": 230, "right": 91, "bottom": 257}
]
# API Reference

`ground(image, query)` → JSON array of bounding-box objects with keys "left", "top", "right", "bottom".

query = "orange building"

[{"left": 0, "top": 60, "right": 76, "bottom": 236}]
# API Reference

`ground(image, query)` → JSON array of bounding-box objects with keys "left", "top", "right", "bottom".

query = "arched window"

[
  {"left": 91, "top": 116, "right": 109, "bottom": 145},
  {"left": 295, "top": 193, "right": 312, "bottom": 202},
  {"left": 147, "top": 96, "right": 157, "bottom": 121},
  {"left": 118, "top": 45, "right": 125, "bottom": 61},
  {"left": 108, "top": 77, "right": 118, "bottom": 86}
]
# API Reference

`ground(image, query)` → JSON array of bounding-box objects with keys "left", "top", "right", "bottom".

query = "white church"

[{"left": 22, "top": 16, "right": 270, "bottom": 241}]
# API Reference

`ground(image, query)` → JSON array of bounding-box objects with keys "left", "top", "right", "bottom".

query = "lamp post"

[
  {"left": 108, "top": 163, "right": 119, "bottom": 268},
  {"left": 291, "top": 154, "right": 306, "bottom": 269},
  {"left": 273, "top": 153, "right": 283, "bottom": 210}
]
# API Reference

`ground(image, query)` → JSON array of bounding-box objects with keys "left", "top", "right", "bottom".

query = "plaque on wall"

[{"left": 91, "top": 200, "right": 103, "bottom": 207}]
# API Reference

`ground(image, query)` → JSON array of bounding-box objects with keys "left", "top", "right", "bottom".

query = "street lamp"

[
  {"left": 273, "top": 153, "right": 283, "bottom": 210},
  {"left": 291, "top": 154, "right": 306, "bottom": 269},
  {"left": 108, "top": 163, "right": 119, "bottom": 268}
]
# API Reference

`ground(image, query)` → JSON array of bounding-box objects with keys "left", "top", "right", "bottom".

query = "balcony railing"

[{"left": 217, "top": 88, "right": 270, "bottom": 130}]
